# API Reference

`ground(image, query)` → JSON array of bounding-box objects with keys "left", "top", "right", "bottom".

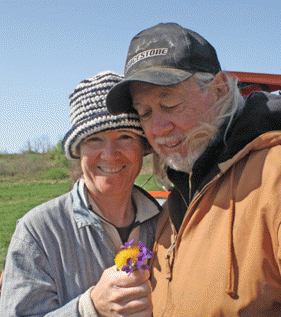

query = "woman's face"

[{"left": 80, "top": 130, "right": 144, "bottom": 198}]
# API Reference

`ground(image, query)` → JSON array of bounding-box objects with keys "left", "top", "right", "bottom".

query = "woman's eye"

[
  {"left": 119, "top": 134, "right": 133, "bottom": 140},
  {"left": 86, "top": 137, "right": 102, "bottom": 143}
]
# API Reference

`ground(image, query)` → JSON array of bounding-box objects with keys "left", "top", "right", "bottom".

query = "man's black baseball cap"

[{"left": 107, "top": 22, "right": 221, "bottom": 115}]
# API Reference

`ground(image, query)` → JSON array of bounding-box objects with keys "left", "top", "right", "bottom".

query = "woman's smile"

[{"left": 97, "top": 165, "right": 125, "bottom": 174}]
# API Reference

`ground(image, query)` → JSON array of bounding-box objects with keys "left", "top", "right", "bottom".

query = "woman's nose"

[{"left": 99, "top": 141, "right": 120, "bottom": 160}]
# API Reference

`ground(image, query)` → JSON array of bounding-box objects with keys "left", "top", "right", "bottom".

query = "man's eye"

[
  {"left": 139, "top": 110, "right": 152, "bottom": 119},
  {"left": 162, "top": 104, "right": 179, "bottom": 111}
]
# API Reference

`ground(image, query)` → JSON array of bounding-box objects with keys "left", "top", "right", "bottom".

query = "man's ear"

[{"left": 211, "top": 71, "right": 229, "bottom": 101}]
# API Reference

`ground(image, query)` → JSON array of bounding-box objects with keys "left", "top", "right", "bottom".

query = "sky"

[{"left": 1, "top": 0, "right": 280, "bottom": 154}]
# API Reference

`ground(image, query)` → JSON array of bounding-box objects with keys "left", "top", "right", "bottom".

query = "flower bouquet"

[{"left": 114, "top": 239, "right": 154, "bottom": 276}]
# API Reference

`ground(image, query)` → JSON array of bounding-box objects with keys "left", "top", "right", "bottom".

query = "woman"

[{"left": 0, "top": 71, "right": 161, "bottom": 316}]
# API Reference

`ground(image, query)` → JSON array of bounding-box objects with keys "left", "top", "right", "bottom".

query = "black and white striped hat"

[{"left": 62, "top": 70, "right": 144, "bottom": 159}]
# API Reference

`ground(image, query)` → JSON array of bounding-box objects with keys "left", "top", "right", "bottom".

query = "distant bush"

[
  {"left": 43, "top": 168, "right": 69, "bottom": 180},
  {"left": 27, "top": 155, "right": 43, "bottom": 163},
  {"left": 48, "top": 140, "right": 70, "bottom": 168},
  {"left": 0, "top": 153, "right": 49, "bottom": 178}
]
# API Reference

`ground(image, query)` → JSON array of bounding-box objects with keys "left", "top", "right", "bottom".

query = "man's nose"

[{"left": 151, "top": 111, "right": 174, "bottom": 136}]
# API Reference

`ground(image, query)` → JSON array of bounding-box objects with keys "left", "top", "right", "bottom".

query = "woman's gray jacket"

[{"left": 0, "top": 180, "right": 161, "bottom": 316}]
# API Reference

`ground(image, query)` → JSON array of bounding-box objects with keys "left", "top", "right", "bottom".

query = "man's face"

[{"left": 131, "top": 77, "right": 218, "bottom": 171}]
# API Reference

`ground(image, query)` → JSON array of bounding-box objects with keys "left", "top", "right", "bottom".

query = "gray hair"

[{"left": 153, "top": 72, "right": 245, "bottom": 189}]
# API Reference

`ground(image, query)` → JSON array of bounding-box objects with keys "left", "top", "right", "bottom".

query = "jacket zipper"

[
  {"left": 164, "top": 172, "right": 223, "bottom": 281},
  {"left": 165, "top": 234, "right": 177, "bottom": 280}
]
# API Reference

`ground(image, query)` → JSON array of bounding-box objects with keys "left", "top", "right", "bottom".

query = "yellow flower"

[{"left": 114, "top": 246, "right": 140, "bottom": 270}]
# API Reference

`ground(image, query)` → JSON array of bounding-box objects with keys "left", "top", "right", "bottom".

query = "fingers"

[
  {"left": 92, "top": 282, "right": 152, "bottom": 317},
  {"left": 91, "top": 265, "right": 152, "bottom": 317},
  {"left": 117, "top": 280, "right": 152, "bottom": 303},
  {"left": 109, "top": 293, "right": 152, "bottom": 316},
  {"left": 104, "top": 266, "right": 150, "bottom": 288},
  {"left": 105, "top": 280, "right": 151, "bottom": 307}
]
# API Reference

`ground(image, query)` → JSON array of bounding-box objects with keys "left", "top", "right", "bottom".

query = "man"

[{"left": 107, "top": 23, "right": 281, "bottom": 316}]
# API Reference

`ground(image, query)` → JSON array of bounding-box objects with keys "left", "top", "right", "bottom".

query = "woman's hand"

[{"left": 91, "top": 265, "right": 152, "bottom": 317}]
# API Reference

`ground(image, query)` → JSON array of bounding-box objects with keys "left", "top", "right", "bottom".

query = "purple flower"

[
  {"left": 120, "top": 239, "right": 134, "bottom": 249},
  {"left": 121, "top": 258, "right": 134, "bottom": 276},
  {"left": 137, "top": 263, "right": 149, "bottom": 273},
  {"left": 137, "top": 252, "right": 146, "bottom": 263},
  {"left": 136, "top": 242, "right": 154, "bottom": 274},
  {"left": 139, "top": 241, "right": 154, "bottom": 259}
]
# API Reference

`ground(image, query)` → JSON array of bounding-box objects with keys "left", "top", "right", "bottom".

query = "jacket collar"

[{"left": 72, "top": 179, "right": 161, "bottom": 229}]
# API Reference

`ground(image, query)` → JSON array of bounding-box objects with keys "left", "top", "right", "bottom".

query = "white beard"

[
  {"left": 159, "top": 122, "right": 219, "bottom": 174},
  {"left": 163, "top": 149, "right": 204, "bottom": 174}
]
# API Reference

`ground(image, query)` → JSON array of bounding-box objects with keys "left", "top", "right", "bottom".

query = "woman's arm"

[{"left": 0, "top": 230, "right": 81, "bottom": 316}]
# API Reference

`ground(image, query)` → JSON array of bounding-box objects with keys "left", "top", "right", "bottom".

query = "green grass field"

[
  {"left": 0, "top": 181, "right": 72, "bottom": 270},
  {"left": 0, "top": 173, "right": 162, "bottom": 270}
]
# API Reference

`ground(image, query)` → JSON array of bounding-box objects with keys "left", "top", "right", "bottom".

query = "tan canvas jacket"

[{"left": 151, "top": 131, "right": 281, "bottom": 316}]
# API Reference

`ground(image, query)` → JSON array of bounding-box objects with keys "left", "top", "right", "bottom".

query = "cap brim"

[{"left": 106, "top": 67, "right": 194, "bottom": 115}]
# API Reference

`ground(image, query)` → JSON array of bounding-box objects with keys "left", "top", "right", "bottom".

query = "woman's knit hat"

[{"left": 62, "top": 70, "right": 144, "bottom": 159}]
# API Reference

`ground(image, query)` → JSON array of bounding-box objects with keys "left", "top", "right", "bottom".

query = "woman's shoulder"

[{"left": 15, "top": 191, "right": 73, "bottom": 237}]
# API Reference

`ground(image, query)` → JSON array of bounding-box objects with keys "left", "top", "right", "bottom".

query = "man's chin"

[
  {"left": 160, "top": 150, "right": 203, "bottom": 174},
  {"left": 162, "top": 152, "right": 190, "bottom": 173}
]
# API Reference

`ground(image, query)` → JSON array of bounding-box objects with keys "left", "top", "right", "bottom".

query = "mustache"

[{"left": 154, "top": 135, "right": 186, "bottom": 145}]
